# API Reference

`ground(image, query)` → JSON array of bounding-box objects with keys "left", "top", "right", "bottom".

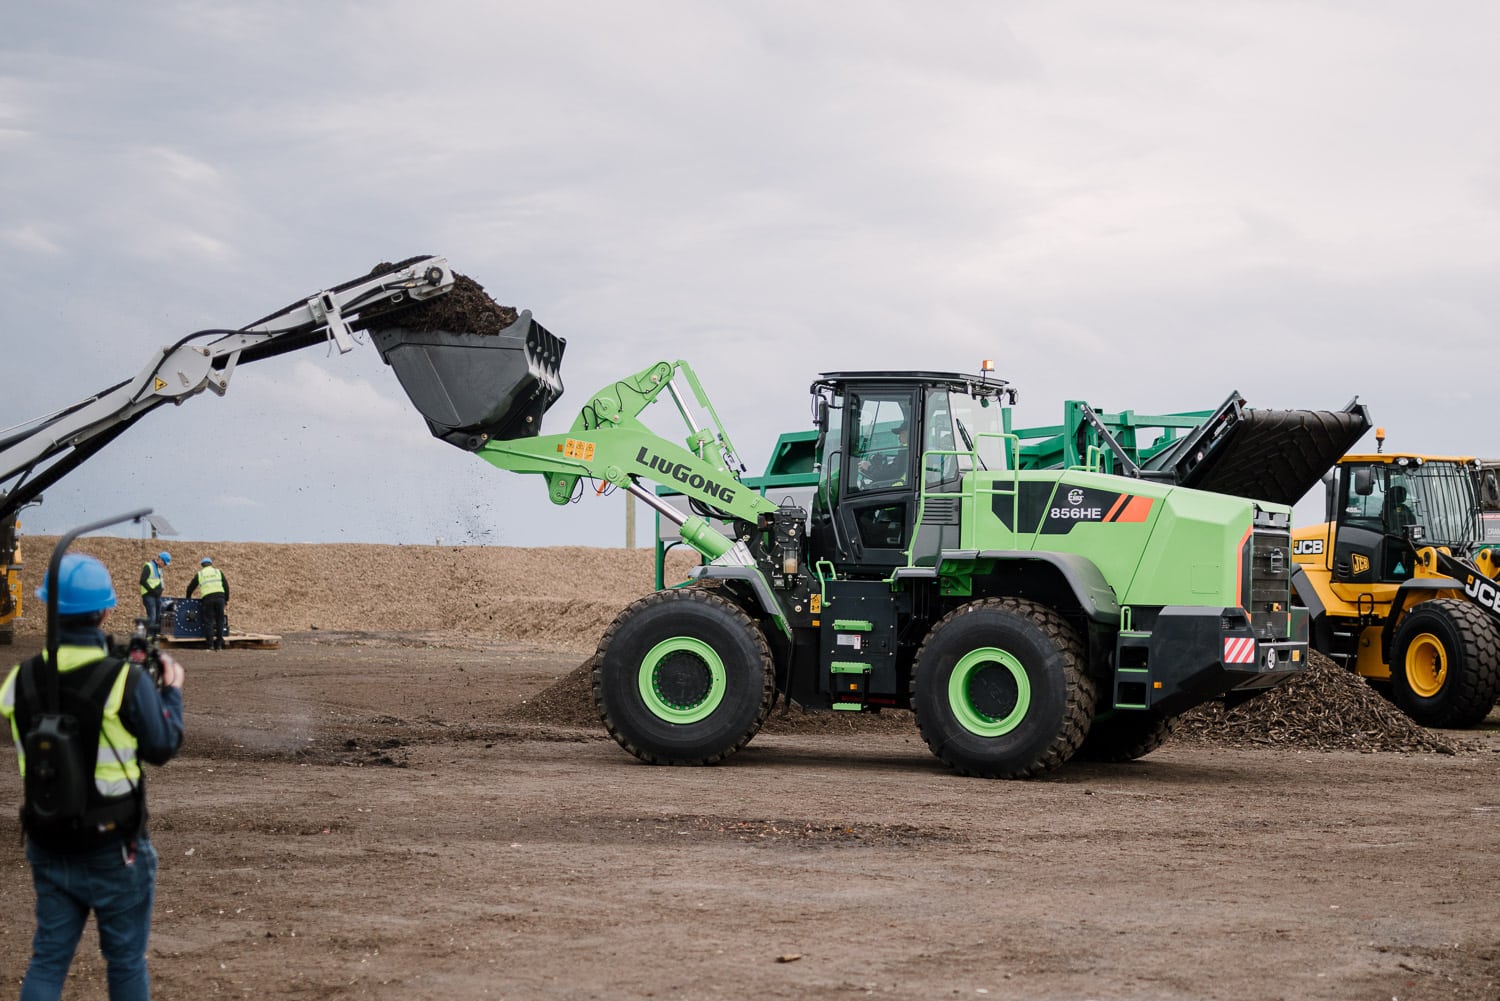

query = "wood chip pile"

[{"left": 1176, "top": 650, "right": 1464, "bottom": 753}]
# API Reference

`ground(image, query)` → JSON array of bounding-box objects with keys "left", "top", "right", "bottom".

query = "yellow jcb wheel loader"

[{"left": 1290, "top": 445, "right": 1500, "bottom": 728}]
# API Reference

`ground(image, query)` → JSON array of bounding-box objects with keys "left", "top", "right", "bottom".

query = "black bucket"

[
  {"left": 371, "top": 310, "right": 566, "bottom": 450},
  {"left": 1148, "top": 399, "right": 1371, "bottom": 507}
]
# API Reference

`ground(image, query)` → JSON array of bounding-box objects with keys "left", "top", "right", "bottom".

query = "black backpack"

[{"left": 14, "top": 653, "right": 140, "bottom": 848}]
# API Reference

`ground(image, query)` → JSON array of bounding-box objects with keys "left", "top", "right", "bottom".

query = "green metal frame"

[{"left": 1008, "top": 400, "right": 1214, "bottom": 473}]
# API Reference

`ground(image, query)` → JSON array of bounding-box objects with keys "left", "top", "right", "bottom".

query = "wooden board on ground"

[{"left": 161, "top": 631, "right": 281, "bottom": 650}]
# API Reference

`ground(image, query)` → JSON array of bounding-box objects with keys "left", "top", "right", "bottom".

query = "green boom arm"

[{"left": 471, "top": 359, "right": 778, "bottom": 562}]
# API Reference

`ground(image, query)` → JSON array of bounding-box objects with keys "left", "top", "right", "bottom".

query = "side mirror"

[
  {"left": 812, "top": 399, "right": 830, "bottom": 472},
  {"left": 1352, "top": 467, "right": 1374, "bottom": 496},
  {"left": 1482, "top": 470, "right": 1500, "bottom": 508}
]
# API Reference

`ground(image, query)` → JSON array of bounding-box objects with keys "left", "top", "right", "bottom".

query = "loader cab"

[
  {"left": 1476, "top": 461, "right": 1500, "bottom": 553},
  {"left": 808, "top": 371, "right": 1013, "bottom": 575},
  {"left": 1328, "top": 456, "right": 1480, "bottom": 582}
]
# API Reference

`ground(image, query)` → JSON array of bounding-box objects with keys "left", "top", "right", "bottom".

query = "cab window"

[
  {"left": 849, "top": 393, "right": 911, "bottom": 493},
  {"left": 1342, "top": 464, "right": 1385, "bottom": 528}
]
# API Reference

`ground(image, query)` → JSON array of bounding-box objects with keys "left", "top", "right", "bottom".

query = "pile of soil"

[
  {"left": 1176, "top": 650, "right": 1465, "bottom": 753},
  {"left": 371, "top": 265, "right": 519, "bottom": 334},
  {"left": 498, "top": 656, "right": 917, "bottom": 734}
]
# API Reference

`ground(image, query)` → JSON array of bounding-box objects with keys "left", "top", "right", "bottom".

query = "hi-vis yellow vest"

[
  {"left": 196, "top": 566, "right": 225, "bottom": 597},
  {"left": 141, "top": 561, "right": 163, "bottom": 596},
  {"left": 0, "top": 646, "right": 141, "bottom": 798}
]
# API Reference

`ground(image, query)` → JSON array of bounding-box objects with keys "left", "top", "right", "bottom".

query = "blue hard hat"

[
  {"left": 36, "top": 553, "right": 118, "bottom": 615},
  {"left": 158, "top": 551, "right": 171, "bottom": 565},
  {"left": 201, "top": 557, "right": 213, "bottom": 566}
]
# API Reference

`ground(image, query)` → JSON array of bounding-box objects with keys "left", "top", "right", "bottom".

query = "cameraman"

[{"left": 0, "top": 552, "right": 185, "bottom": 1001}]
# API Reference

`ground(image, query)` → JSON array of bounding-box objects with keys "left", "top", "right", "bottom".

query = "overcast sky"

[{"left": 4, "top": 2, "right": 1498, "bottom": 550}]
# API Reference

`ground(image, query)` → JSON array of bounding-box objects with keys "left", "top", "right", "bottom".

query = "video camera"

[{"left": 123, "top": 616, "right": 166, "bottom": 689}]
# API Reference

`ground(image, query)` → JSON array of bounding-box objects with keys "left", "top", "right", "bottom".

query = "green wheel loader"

[{"left": 375, "top": 318, "right": 1321, "bottom": 779}]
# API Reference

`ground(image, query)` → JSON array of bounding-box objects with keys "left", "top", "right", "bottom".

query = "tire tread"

[
  {"left": 911, "top": 597, "right": 1095, "bottom": 779},
  {"left": 592, "top": 587, "right": 775, "bottom": 765}
]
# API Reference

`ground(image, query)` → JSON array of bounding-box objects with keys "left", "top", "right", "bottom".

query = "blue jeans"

[
  {"left": 142, "top": 595, "right": 162, "bottom": 632},
  {"left": 23, "top": 836, "right": 158, "bottom": 1001}
]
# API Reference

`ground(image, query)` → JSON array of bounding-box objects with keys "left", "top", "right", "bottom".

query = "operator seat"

[
  {"left": 1383, "top": 484, "right": 1416, "bottom": 532},
  {"left": 1382, "top": 484, "right": 1417, "bottom": 579}
]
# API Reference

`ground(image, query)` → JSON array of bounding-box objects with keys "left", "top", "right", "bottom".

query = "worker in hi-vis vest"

[
  {"left": 185, "top": 557, "right": 229, "bottom": 651},
  {"left": 138, "top": 551, "right": 170, "bottom": 632},
  {"left": 1, "top": 551, "right": 185, "bottom": 997}
]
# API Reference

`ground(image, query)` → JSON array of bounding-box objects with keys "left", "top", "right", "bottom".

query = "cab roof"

[
  {"left": 811, "top": 371, "right": 1015, "bottom": 400},
  {"left": 1341, "top": 453, "right": 1479, "bottom": 465}
]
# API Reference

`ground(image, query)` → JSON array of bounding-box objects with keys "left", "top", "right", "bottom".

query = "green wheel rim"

[
  {"left": 948, "top": 646, "right": 1031, "bottom": 736},
  {"left": 638, "top": 636, "right": 726, "bottom": 724}
]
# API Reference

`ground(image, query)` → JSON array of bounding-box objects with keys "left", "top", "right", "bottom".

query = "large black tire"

[
  {"left": 1073, "top": 710, "right": 1178, "bottom": 763},
  {"left": 911, "top": 597, "right": 1097, "bottom": 779},
  {"left": 593, "top": 588, "right": 775, "bottom": 765},
  {"left": 1390, "top": 599, "right": 1500, "bottom": 729}
]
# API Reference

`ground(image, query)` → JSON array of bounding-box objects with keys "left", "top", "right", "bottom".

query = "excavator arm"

[
  {"left": 0, "top": 256, "right": 454, "bottom": 525},
  {"left": 0, "top": 255, "right": 455, "bottom": 641}
]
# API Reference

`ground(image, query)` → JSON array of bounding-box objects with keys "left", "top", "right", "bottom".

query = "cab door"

[
  {"left": 814, "top": 388, "right": 917, "bottom": 572},
  {"left": 1331, "top": 462, "right": 1396, "bottom": 584}
]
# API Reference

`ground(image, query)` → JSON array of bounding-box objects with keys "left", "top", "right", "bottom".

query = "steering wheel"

[{"left": 857, "top": 447, "right": 905, "bottom": 489}]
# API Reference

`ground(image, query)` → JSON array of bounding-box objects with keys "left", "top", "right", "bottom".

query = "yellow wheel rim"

[{"left": 1404, "top": 632, "right": 1448, "bottom": 699}]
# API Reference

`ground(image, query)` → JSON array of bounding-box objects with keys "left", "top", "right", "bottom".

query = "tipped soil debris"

[
  {"left": 500, "top": 657, "right": 914, "bottom": 734},
  {"left": 1175, "top": 651, "right": 1467, "bottom": 754}
]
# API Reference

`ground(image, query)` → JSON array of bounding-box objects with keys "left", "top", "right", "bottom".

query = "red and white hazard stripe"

[{"left": 1223, "top": 636, "right": 1257, "bottom": 664}]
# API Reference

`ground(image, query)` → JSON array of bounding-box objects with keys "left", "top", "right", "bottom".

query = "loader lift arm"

[
  {"left": 372, "top": 330, "right": 807, "bottom": 637},
  {"left": 0, "top": 256, "right": 454, "bottom": 527},
  {"left": 369, "top": 312, "right": 784, "bottom": 555},
  {"left": 471, "top": 358, "right": 780, "bottom": 563},
  {"left": 1409, "top": 543, "right": 1500, "bottom": 624}
]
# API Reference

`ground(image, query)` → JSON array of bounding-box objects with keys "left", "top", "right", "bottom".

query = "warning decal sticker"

[{"left": 1223, "top": 636, "right": 1256, "bottom": 664}]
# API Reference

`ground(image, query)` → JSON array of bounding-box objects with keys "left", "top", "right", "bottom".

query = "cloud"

[
  {"left": 215, "top": 494, "right": 260, "bottom": 509},
  {"left": 5, "top": 2, "right": 1500, "bottom": 547},
  {"left": 1, "top": 224, "right": 63, "bottom": 255}
]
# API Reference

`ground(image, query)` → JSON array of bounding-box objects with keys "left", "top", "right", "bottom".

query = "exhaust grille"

[{"left": 1246, "top": 526, "right": 1292, "bottom": 639}]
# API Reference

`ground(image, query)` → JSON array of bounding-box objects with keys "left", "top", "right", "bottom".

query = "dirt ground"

[{"left": 2, "top": 538, "right": 1498, "bottom": 1000}]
